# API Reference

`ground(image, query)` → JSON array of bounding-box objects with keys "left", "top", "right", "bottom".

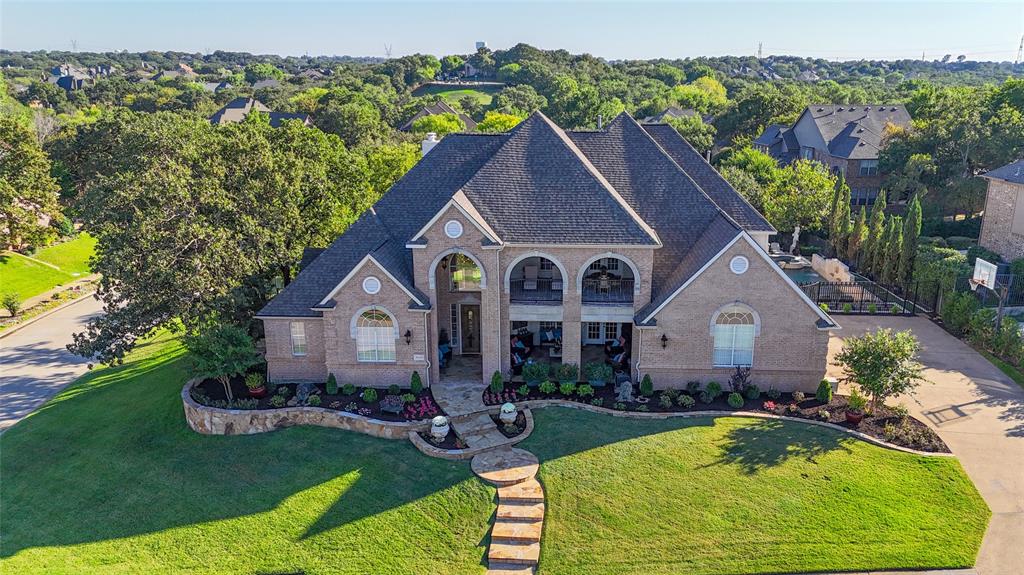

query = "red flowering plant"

[
  {"left": 763, "top": 400, "right": 777, "bottom": 411},
  {"left": 404, "top": 396, "right": 440, "bottom": 420}
]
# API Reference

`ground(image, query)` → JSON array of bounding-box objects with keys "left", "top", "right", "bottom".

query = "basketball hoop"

[{"left": 969, "top": 278, "right": 983, "bottom": 292}]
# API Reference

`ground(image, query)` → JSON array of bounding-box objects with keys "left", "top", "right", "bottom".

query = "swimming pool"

[{"left": 782, "top": 268, "right": 824, "bottom": 284}]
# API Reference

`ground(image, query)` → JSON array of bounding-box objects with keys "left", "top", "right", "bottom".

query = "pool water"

[{"left": 782, "top": 268, "right": 823, "bottom": 284}]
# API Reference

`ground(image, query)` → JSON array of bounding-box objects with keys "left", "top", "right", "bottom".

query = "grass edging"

[
  {"left": 0, "top": 290, "right": 96, "bottom": 339},
  {"left": 516, "top": 398, "right": 956, "bottom": 458},
  {"left": 979, "top": 348, "right": 1024, "bottom": 389}
]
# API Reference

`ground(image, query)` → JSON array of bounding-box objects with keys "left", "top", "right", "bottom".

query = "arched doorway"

[{"left": 433, "top": 251, "right": 485, "bottom": 381}]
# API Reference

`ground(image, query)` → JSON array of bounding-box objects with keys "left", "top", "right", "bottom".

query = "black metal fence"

[
  {"left": 799, "top": 280, "right": 923, "bottom": 315},
  {"left": 952, "top": 274, "right": 1024, "bottom": 308}
]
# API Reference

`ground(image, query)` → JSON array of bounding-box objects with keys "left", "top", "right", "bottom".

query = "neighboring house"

[
  {"left": 979, "top": 159, "right": 1024, "bottom": 262},
  {"left": 251, "top": 79, "right": 282, "bottom": 90},
  {"left": 45, "top": 64, "right": 92, "bottom": 91},
  {"left": 640, "top": 107, "right": 714, "bottom": 125},
  {"left": 754, "top": 105, "right": 911, "bottom": 207},
  {"left": 209, "top": 97, "right": 312, "bottom": 128},
  {"left": 298, "top": 68, "right": 328, "bottom": 81},
  {"left": 257, "top": 112, "right": 836, "bottom": 394},
  {"left": 201, "top": 81, "right": 233, "bottom": 93},
  {"left": 399, "top": 100, "right": 477, "bottom": 132}
]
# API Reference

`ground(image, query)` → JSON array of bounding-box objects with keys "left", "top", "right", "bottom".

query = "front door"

[{"left": 460, "top": 304, "right": 481, "bottom": 354}]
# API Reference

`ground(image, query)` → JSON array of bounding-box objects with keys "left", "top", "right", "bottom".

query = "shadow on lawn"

[
  {"left": 711, "top": 418, "right": 851, "bottom": 474},
  {"left": 0, "top": 339, "right": 480, "bottom": 558}
]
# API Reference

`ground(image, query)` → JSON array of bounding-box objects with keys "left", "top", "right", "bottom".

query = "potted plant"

[
  {"left": 245, "top": 373, "right": 267, "bottom": 398},
  {"left": 584, "top": 362, "right": 612, "bottom": 387},
  {"left": 522, "top": 361, "right": 549, "bottom": 387},
  {"left": 556, "top": 362, "right": 578, "bottom": 385},
  {"left": 845, "top": 388, "right": 868, "bottom": 425}
]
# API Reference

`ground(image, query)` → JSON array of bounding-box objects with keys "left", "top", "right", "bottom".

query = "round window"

[
  {"left": 444, "top": 220, "right": 464, "bottom": 239},
  {"left": 729, "top": 256, "right": 749, "bottom": 275},
  {"left": 362, "top": 276, "right": 381, "bottom": 294}
]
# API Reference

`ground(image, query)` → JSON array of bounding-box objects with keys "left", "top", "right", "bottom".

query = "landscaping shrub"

[
  {"left": 523, "top": 362, "right": 549, "bottom": 385},
  {"left": 945, "top": 236, "right": 976, "bottom": 250},
  {"left": 539, "top": 380, "right": 557, "bottom": 395},
  {"left": 584, "top": 362, "right": 612, "bottom": 386},
  {"left": 792, "top": 390, "right": 806, "bottom": 402},
  {"left": 277, "top": 386, "right": 292, "bottom": 398},
  {"left": 729, "top": 367, "right": 751, "bottom": 393},
  {"left": 516, "top": 384, "right": 530, "bottom": 397},
  {"left": 342, "top": 383, "right": 356, "bottom": 395},
  {"left": 635, "top": 404, "right": 649, "bottom": 412},
  {"left": 744, "top": 383, "right": 760, "bottom": 400},
  {"left": 766, "top": 387, "right": 781, "bottom": 400},
  {"left": 819, "top": 303, "right": 830, "bottom": 313},
  {"left": 842, "top": 303, "right": 853, "bottom": 313},
  {"left": 326, "top": 373, "right": 338, "bottom": 395},
  {"left": 559, "top": 381, "right": 576, "bottom": 396},
  {"left": 663, "top": 388, "right": 679, "bottom": 399},
  {"left": 890, "top": 304, "right": 902, "bottom": 315},
  {"left": 361, "top": 388, "right": 378, "bottom": 403},
  {"left": 705, "top": 381, "right": 722, "bottom": 400},
  {"left": 967, "top": 245, "right": 1001, "bottom": 265},
  {"left": 686, "top": 381, "right": 702, "bottom": 395},
  {"left": 659, "top": 394, "right": 674, "bottom": 409},
  {"left": 640, "top": 374, "right": 654, "bottom": 397},
  {"left": 307, "top": 395, "right": 322, "bottom": 407},
  {"left": 867, "top": 303, "right": 878, "bottom": 314},
  {"left": 1011, "top": 257, "right": 1024, "bottom": 277},
  {"left": 244, "top": 372, "right": 265, "bottom": 391},
  {"left": 677, "top": 394, "right": 695, "bottom": 408},
  {"left": 699, "top": 391, "right": 714, "bottom": 404},
  {"left": 388, "top": 384, "right": 400, "bottom": 396},
  {"left": 942, "top": 291, "right": 980, "bottom": 336},
  {"left": 410, "top": 371, "right": 423, "bottom": 394},
  {"left": 613, "top": 402, "right": 626, "bottom": 410},
  {"left": 891, "top": 404, "right": 910, "bottom": 420},
  {"left": 490, "top": 371, "right": 504, "bottom": 393},
  {"left": 816, "top": 379, "right": 833, "bottom": 402},
  {"left": 2, "top": 293, "right": 21, "bottom": 316},
  {"left": 913, "top": 245, "right": 970, "bottom": 306},
  {"left": 591, "top": 398, "right": 604, "bottom": 407},
  {"left": 727, "top": 392, "right": 744, "bottom": 409},
  {"left": 576, "top": 384, "right": 595, "bottom": 398},
  {"left": 401, "top": 393, "right": 416, "bottom": 404},
  {"left": 556, "top": 363, "right": 579, "bottom": 384},
  {"left": 270, "top": 395, "right": 286, "bottom": 408}
]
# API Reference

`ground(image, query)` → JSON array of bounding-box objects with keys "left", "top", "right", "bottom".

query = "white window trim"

[
  {"left": 290, "top": 321, "right": 308, "bottom": 357},
  {"left": 350, "top": 306, "right": 399, "bottom": 363},
  {"left": 710, "top": 303, "right": 759, "bottom": 368}
]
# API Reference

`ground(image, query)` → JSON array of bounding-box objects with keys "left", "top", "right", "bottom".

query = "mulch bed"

[
  {"left": 191, "top": 375, "right": 442, "bottom": 422},
  {"left": 490, "top": 411, "right": 528, "bottom": 438},
  {"left": 484, "top": 382, "right": 949, "bottom": 453}
]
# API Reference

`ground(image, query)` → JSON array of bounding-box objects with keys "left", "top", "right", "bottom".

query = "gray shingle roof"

[
  {"left": 258, "top": 111, "right": 782, "bottom": 319},
  {"left": 399, "top": 101, "right": 477, "bottom": 131},
  {"left": 806, "top": 105, "right": 911, "bottom": 160},
  {"left": 641, "top": 123, "right": 774, "bottom": 233},
  {"left": 209, "top": 97, "right": 310, "bottom": 127},
  {"left": 982, "top": 160, "right": 1024, "bottom": 185}
]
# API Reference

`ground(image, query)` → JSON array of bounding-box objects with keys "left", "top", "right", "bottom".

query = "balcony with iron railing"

[
  {"left": 582, "top": 278, "right": 635, "bottom": 304},
  {"left": 509, "top": 278, "right": 563, "bottom": 304}
]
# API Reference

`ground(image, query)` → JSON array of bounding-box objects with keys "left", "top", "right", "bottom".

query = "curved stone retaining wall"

[
  {"left": 410, "top": 409, "right": 536, "bottom": 460},
  {"left": 516, "top": 399, "right": 954, "bottom": 457},
  {"left": 182, "top": 380, "right": 429, "bottom": 438}
]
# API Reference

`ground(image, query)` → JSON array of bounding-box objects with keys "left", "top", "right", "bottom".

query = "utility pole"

[
  {"left": 757, "top": 42, "right": 763, "bottom": 59},
  {"left": 1015, "top": 34, "right": 1023, "bottom": 65},
  {"left": 71, "top": 39, "right": 78, "bottom": 52}
]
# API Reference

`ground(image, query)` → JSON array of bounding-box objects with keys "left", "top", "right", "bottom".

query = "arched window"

[
  {"left": 356, "top": 309, "right": 396, "bottom": 362},
  {"left": 712, "top": 305, "right": 756, "bottom": 367}
]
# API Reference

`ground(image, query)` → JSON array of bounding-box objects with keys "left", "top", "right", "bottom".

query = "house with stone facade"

[
  {"left": 256, "top": 112, "right": 838, "bottom": 394},
  {"left": 754, "top": 105, "right": 911, "bottom": 207},
  {"left": 979, "top": 159, "right": 1024, "bottom": 262}
]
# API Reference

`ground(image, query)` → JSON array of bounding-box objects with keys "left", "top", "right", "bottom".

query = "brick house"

[
  {"left": 257, "top": 112, "right": 838, "bottom": 393},
  {"left": 754, "top": 105, "right": 911, "bottom": 207},
  {"left": 979, "top": 159, "right": 1024, "bottom": 261}
]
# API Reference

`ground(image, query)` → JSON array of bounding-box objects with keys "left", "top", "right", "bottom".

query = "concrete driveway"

[
  {"left": 0, "top": 296, "right": 103, "bottom": 432},
  {"left": 827, "top": 316, "right": 1024, "bottom": 575}
]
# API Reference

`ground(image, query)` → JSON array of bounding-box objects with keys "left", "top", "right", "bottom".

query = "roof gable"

[{"left": 982, "top": 159, "right": 1024, "bottom": 184}]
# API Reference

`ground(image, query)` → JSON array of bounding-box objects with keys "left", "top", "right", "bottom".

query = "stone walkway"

[{"left": 472, "top": 448, "right": 544, "bottom": 574}]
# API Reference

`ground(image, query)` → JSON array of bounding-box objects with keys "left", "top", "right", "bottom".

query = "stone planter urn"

[
  {"left": 430, "top": 415, "right": 450, "bottom": 440},
  {"left": 499, "top": 402, "right": 518, "bottom": 425}
]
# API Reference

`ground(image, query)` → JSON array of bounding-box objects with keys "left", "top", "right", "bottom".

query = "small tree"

[
  {"left": 834, "top": 328, "right": 926, "bottom": 413},
  {"left": 863, "top": 189, "right": 887, "bottom": 275},
  {"left": 847, "top": 206, "right": 867, "bottom": 264},
  {"left": 410, "top": 370, "right": 423, "bottom": 394},
  {"left": 899, "top": 194, "right": 922, "bottom": 285},
  {"left": 2, "top": 293, "right": 21, "bottom": 317},
  {"left": 185, "top": 324, "right": 261, "bottom": 401},
  {"left": 640, "top": 374, "right": 654, "bottom": 397}
]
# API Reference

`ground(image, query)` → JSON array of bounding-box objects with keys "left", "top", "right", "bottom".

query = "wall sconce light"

[
  {"left": 440, "top": 257, "right": 448, "bottom": 271},
  {"left": 404, "top": 329, "right": 413, "bottom": 345},
  {"left": 660, "top": 334, "right": 669, "bottom": 349}
]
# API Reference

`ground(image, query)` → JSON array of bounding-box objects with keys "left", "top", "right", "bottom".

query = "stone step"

[
  {"left": 486, "top": 562, "right": 535, "bottom": 575},
  {"left": 497, "top": 478, "right": 544, "bottom": 503},
  {"left": 491, "top": 519, "right": 543, "bottom": 543},
  {"left": 496, "top": 501, "right": 545, "bottom": 522},
  {"left": 488, "top": 541, "right": 540, "bottom": 566}
]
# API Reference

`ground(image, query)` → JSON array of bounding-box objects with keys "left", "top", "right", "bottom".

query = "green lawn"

[
  {"left": 520, "top": 408, "right": 989, "bottom": 575},
  {"left": 979, "top": 349, "right": 1024, "bottom": 390},
  {"left": 0, "top": 333, "right": 494, "bottom": 575},
  {"left": 412, "top": 83, "right": 502, "bottom": 105},
  {"left": 0, "top": 233, "right": 96, "bottom": 303}
]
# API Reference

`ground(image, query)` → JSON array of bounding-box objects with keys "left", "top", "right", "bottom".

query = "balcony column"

[{"left": 561, "top": 279, "right": 582, "bottom": 369}]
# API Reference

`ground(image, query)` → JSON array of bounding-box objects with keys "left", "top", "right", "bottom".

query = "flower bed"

[
  {"left": 416, "top": 428, "right": 465, "bottom": 450},
  {"left": 490, "top": 411, "right": 528, "bottom": 438},
  {"left": 190, "top": 375, "right": 442, "bottom": 422},
  {"left": 484, "top": 381, "right": 948, "bottom": 453}
]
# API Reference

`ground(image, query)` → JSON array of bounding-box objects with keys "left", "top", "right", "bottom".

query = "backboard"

[{"left": 971, "top": 257, "right": 998, "bottom": 291}]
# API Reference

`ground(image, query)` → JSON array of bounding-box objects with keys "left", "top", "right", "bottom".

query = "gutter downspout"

[
  {"left": 636, "top": 327, "right": 643, "bottom": 382},
  {"left": 422, "top": 310, "right": 432, "bottom": 388}
]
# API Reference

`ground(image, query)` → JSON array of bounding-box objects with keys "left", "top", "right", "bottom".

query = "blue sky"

[{"left": 2, "top": 1, "right": 1022, "bottom": 61}]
